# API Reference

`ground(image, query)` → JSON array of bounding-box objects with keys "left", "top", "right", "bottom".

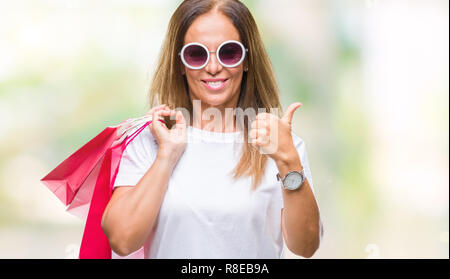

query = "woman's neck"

[{"left": 191, "top": 113, "right": 237, "bottom": 133}]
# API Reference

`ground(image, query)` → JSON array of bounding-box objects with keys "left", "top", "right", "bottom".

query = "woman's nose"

[{"left": 205, "top": 52, "right": 223, "bottom": 75}]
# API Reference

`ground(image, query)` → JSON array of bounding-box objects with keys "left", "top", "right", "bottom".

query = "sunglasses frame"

[{"left": 179, "top": 40, "right": 248, "bottom": 70}]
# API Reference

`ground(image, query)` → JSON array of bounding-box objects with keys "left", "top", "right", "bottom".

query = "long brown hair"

[{"left": 148, "top": 0, "right": 282, "bottom": 190}]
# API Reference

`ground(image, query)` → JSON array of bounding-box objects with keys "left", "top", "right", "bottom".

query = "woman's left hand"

[{"left": 249, "top": 102, "right": 302, "bottom": 165}]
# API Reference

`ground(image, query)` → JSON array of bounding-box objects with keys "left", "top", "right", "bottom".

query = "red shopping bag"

[
  {"left": 79, "top": 120, "right": 153, "bottom": 259},
  {"left": 40, "top": 126, "right": 119, "bottom": 211},
  {"left": 41, "top": 116, "right": 160, "bottom": 258},
  {"left": 43, "top": 118, "right": 137, "bottom": 218}
]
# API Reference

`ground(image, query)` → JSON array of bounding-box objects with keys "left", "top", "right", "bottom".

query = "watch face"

[{"left": 284, "top": 171, "right": 303, "bottom": 190}]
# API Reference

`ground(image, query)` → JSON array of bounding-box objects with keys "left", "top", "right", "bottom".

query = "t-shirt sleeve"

[
  {"left": 114, "top": 127, "right": 158, "bottom": 188},
  {"left": 291, "top": 132, "right": 324, "bottom": 246}
]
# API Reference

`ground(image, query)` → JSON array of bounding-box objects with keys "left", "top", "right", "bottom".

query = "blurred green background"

[{"left": 0, "top": 0, "right": 448, "bottom": 258}]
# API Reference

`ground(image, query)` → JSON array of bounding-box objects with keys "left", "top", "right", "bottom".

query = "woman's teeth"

[
  {"left": 203, "top": 79, "right": 228, "bottom": 90},
  {"left": 207, "top": 81, "right": 224, "bottom": 88}
]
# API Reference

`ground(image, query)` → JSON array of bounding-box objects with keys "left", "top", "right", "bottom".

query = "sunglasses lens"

[
  {"left": 219, "top": 42, "right": 243, "bottom": 66},
  {"left": 183, "top": 45, "right": 207, "bottom": 68}
]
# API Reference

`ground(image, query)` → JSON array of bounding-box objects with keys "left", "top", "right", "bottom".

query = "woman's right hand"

[{"left": 147, "top": 105, "right": 187, "bottom": 165}]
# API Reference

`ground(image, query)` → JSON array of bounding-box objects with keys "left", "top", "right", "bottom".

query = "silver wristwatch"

[{"left": 276, "top": 169, "right": 306, "bottom": 190}]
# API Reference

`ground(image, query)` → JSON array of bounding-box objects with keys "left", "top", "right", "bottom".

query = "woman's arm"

[
  {"left": 249, "top": 102, "right": 322, "bottom": 258},
  {"left": 277, "top": 157, "right": 321, "bottom": 258},
  {"left": 101, "top": 153, "right": 178, "bottom": 257},
  {"left": 101, "top": 106, "right": 187, "bottom": 257}
]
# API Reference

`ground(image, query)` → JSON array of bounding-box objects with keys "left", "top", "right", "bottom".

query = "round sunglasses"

[{"left": 179, "top": 40, "right": 248, "bottom": 70}]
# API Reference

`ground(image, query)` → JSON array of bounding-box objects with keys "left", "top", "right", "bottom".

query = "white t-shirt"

[{"left": 113, "top": 125, "right": 319, "bottom": 259}]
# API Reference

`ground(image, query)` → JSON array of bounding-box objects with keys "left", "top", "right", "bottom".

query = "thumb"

[{"left": 281, "top": 102, "right": 302, "bottom": 125}]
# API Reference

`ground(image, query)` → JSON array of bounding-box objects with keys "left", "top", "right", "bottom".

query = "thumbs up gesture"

[{"left": 249, "top": 102, "right": 302, "bottom": 164}]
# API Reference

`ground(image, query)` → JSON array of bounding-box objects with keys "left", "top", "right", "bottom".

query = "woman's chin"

[
  {"left": 195, "top": 92, "right": 230, "bottom": 107},
  {"left": 204, "top": 96, "right": 231, "bottom": 107}
]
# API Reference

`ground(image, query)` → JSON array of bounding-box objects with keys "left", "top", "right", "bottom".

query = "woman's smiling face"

[{"left": 183, "top": 10, "right": 246, "bottom": 110}]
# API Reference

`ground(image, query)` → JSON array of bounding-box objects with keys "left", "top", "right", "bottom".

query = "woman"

[{"left": 101, "top": 0, "right": 323, "bottom": 259}]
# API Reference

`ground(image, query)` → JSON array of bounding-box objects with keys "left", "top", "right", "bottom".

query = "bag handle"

[
  {"left": 124, "top": 120, "right": 152, "bottom": 147},
  {"left": 118, "top": 115, "right": 153, "bottom": 143}
]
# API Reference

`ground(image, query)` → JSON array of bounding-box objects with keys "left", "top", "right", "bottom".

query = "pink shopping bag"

[
  {"left": 41, "top": 116, "right": 160, "bottom": 259},
  {"left": 79, "top": 120, "right": 154, "bottom": 259},
  {"left": 40, "top": 126, "right": 118, "bottom": 210}
]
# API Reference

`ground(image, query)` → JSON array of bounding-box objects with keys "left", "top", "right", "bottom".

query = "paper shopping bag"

[
  {"left": 40, "top": 126, "right": 119, "bottom": 207},
  {"left": 41, "top": 116, "right": 154, "bottom": 219},
  {"left": 79, "top": 120, "right": 154, "bottom": 259},
  {"left": 41, "top": 115, "right": 159, "bottom": 258}
]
